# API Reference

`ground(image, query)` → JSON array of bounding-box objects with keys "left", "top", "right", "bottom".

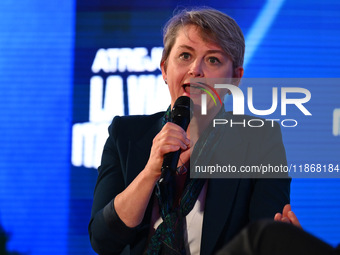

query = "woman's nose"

[{"left": 188, "top": 60, "right": 204, "bottom": 77}]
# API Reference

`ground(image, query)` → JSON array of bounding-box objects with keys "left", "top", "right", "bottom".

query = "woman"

[{"left": 89, "top": 7, "right": 295, "bottom": 255}]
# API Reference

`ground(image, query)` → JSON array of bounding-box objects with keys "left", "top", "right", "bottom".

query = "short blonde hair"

[{"left": 161, "top": 7, "right": 245, "bottom": 69}]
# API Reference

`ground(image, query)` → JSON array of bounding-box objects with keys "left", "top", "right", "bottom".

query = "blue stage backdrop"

[
  {"left": 0, "top": 0, "right": 339, "bottom": 255},
  {"left": 0, "top": 0, "right": 74, "bottom": 254}
]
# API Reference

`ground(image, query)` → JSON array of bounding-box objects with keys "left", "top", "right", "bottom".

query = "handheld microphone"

[{"left": 159, "top": 96, "right": 193, "bottom": 184}]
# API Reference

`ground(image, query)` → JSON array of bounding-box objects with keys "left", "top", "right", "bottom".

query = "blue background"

[{"left": 0, "top": 0, "right": 339, "bottom": 254}]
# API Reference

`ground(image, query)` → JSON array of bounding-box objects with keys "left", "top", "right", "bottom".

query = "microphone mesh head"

[{"left": 171, "top": 96, "right": 193, "bottom": 120}]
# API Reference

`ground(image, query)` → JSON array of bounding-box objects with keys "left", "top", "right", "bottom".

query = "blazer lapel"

[
  {"left": 200, "top": 122, "right": 248, "bottom": 255},
  {"left": 125, "top": 115, "right": 163, "bottom": 184}
]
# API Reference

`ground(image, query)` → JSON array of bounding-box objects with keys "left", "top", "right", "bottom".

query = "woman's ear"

[
  {"left": 233, "top": 66, "right": 244, "bottom": 79},
  {"left": 231, "top": 66, "right": 244, "bottom": 90},
  {"left": 161, "top": 61, "right": 167, "bottom": 82}
]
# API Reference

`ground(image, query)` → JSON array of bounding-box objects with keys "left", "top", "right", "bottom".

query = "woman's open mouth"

[{"left": 182, "top": 83, "right": 206, "bottom": 95}]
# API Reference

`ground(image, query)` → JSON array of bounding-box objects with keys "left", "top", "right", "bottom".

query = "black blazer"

[{"left": 89, "top": 111, "right": 290, "bottom": 255}]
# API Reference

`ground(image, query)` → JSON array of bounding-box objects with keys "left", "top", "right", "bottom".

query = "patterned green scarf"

[{"left": 146, "top": 106, "right": 227, "bottom": 254}]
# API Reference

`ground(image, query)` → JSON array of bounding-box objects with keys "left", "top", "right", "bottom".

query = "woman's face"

[{"left": 161, "top": 24, "right": 243, "bottom": 108}]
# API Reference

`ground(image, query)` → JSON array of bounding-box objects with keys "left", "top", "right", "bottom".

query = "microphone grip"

[
  {"left": 160, "top": 150, "right": 181, "bottom": 183},
  {"left": 159, "top": 115, "right": 190, "bottom": 184},
  {"left": 158, "top": 96, "right": 193, "bottom": 184}
]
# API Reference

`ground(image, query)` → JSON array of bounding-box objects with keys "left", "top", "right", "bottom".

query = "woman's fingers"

[
  {"left": 282, "top": 204, "right": 292, "bottom": 217},
  {"left": 156, "top": 123, "right": 189, "bottom": 150},
  {"left": 288, "top": 210, "right": 302, "bottom": 228},
  {"left": 274, "top": 204, "right": 302, "bottom": 229},
  {"left": 274, "top": 213, "right": 282, "bottom": 221},
  {"left": 146, "top": 122, "right": 190, "bottom": 175}
]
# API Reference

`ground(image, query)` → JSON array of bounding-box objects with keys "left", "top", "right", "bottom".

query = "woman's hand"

[
  {"left": 114, "top": 122, "right": 190, "bottom": 228},
  {"left": 145, "top": 122, "right": 190, "bottom": 178},
  {"left": 274, "top": 204, "right": 302, "bottom": 228}
]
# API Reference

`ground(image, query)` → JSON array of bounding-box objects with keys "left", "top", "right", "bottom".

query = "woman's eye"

[
  {"left": 180, "top": 52, "right": 191, "bottom": 60},
  {"left": 208, "top": 57, "right": 220, "bottom": 64}
]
